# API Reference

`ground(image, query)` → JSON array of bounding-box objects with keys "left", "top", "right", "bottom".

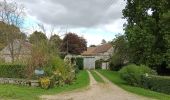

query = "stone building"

[
  {"left": 0, "top": 40, "right": 32, "bottom": 63},
  {"left": 81, "top": 43, "right": 113, "bottom": 69}
]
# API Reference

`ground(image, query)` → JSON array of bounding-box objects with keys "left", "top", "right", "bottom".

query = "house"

[
  {"left": 81, "top": 43, "right": 113, "bottom": 69},
  {"left": 0, "top": 40, "right": 32, "bottom": 63}
]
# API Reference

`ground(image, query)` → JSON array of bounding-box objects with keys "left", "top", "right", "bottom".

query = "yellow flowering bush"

[{"left": 39, "top": 77, "right": 51, "bottom": 89}]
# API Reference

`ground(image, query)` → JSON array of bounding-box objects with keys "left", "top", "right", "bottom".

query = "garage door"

[{"left": 83, "top": 57, "right": 95, "bottom": 69}]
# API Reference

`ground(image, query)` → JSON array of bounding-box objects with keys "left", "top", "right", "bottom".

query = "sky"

[{"left": 16, "top": 0, "right": 127, "bottom": 46}]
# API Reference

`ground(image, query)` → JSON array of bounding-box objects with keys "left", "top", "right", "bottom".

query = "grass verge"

[
  {"left": 98, "top": 70, "right": 170, "bottom": 100},
  {"left": 0, "top": 70, "right": 89, "bottom": 100},
  {"left": 90, "top": 70, "right": 104, "bottom": 83}
]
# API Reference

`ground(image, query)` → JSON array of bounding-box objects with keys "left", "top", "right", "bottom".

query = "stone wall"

[{"left": 0, "top": 78, "right": 39, "bottom": 87}]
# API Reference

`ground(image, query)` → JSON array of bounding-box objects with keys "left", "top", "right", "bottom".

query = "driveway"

[{"left": 41, "top": 70, "right": 153, "bottom": 100}]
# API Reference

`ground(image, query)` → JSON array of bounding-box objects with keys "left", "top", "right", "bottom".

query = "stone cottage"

[
  {"left": 81, "top": 43, "right": 113, "bottom": 69},
  {"left": 0, "top": 40, "right": 32, "bottom": 63}
]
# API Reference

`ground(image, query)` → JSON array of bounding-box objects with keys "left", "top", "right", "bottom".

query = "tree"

[
  {"left": 123, "top": 0, "right": 170, "bottom": 73},
  {"left": 0, "top": 22, "right": 7, "bottom": 50},
  {"left": 0, "top": 0, "right": 25, "bottom": 63},
  {"left": 49, "top": 34, "right": 62, "bottom": 54},
  {"left": 60, "top": 33, "right": 87, "bottom": 55},
  {"left": 101, "top": 39, "right": 107, "bottom": 44},
  {"left": 110, "top": 35, "right": 129, "bottom": 71},
  {"left": 29, "top": 31, "right": 47, "bottom": 45},
  {"left": 0, "top": 21, "right": 26, "bottom": 62},
  {"left": 89, "top": 45, "right": 96, "bottom": 47}
]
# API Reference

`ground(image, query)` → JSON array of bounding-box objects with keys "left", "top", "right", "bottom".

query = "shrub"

[
  {"left": 95, "top": 59, "right": 102, "bottom": 69},
  {"left": 44, "top": 56, "right": 65, "bottom": 76},
  {"left": 109, "top": 54, "right": 124, "bottom": 71},
  {"left": 39, "top": 77, "right": 51, "bottom": 89},
  {"left": 75, "top": 57, "right": 83, "bottom": 70},
  {"left": 42, "top": 56, "right": 76, "bottom": 87},
  {"left": 74, "top": 64, "right": 79, "bottom": 74},
  {"left": 142, "top": 75, "right": 170, "bottom": 94},
  {"left": 119, "top": 64, "right": 156, "bottom": 86},
  {"left": 0, "top": 64, "right": 26, "bottom": 78}
]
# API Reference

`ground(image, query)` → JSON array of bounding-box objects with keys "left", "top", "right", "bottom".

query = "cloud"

[
  {"left": 18, "top": 0, "right": 126, "bottom": 28},
  {"left": 15, "top": 0, "right": 127, "bottom": 45}
]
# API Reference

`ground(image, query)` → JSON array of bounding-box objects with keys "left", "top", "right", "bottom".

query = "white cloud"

[{"left": 15, "top": 0, "right": 127, "bottom": 45}]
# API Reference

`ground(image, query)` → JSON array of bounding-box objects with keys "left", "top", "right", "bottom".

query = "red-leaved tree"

[{"left": 60, "top": 33, "right": 87, "bottom": 55}]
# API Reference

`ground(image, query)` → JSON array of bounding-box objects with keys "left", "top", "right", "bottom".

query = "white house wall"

[
  {"left": 83, "top": 57, "right": 95, "bottom": 69},
  {"left": 81, "top": 47, "right": 114, "bottom": 69}
]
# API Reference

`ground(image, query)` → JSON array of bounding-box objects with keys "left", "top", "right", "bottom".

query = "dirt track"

[{"left": 41, "top": 70, "right": 153, "bottom": 100}]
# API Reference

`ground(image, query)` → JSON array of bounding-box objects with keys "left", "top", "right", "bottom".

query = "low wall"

[{"left": 0, "top": 78, "right": 39, "bottom": 87}]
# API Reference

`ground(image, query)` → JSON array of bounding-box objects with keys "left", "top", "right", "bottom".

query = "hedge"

[
  {"left": 142, "top": 75, "right": 170, "bottom": 95},
  {"left": 0, "top": 64, "right": 26, "bottom": 78},
  {"left": 95, "top": 60, "right": 102, "bottom": 69},
  {"left": 119, "top": 64, "right": 156, "bottom": 86},
  {"left": 75, "top": 58, "right": 84, "bottom": 70}
]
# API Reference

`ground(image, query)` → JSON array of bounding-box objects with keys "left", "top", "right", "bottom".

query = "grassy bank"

[
  {"left": 0, "top": 70, "right": 89, "bottom": 100},
  {"left": 98, "top": 70, "right": 170, "bottom": 100},
  {"left": 90, "top": 70, "right": 104, "bottom": 83}
]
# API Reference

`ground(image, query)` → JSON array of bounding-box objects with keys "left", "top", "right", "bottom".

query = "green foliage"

[
  {"left": 98, "top": 70, "right": 170, "bottom": 100},
  {"left": 49, "top": 34, "right": 62, "bottom": 55},
  {"left": 95, "top": 59, "right": 102, "bottom": 69},
  {"left": 110, "top": 54, "right": 124, "bottom": 71},
  {"left": 142, "top": 75, "right": 170, "bottom": 95},
  {"left": 45, "top": 56, "right": 76, "bottom": 86},
  {"left": 71, "top": 57, "right": 84, "bottom": 71},
  {"left": 44, "top": 55, "right": 64, "bottom": 76},
  {"left": 119, "top": 64, "right": 156, "bottom": 86},
  {"left": 123, "top": 0, "right": 170, "bottom": 73},
  {"left": 0, "top": 21, "right": 26, "bottom": 51},
  {"left": 110, "top": 35, "right": 128, "bottom": 71},
  {"left": 0, "top": 70, "right": 89, "bottom": 100},
  {"left": 0, "top": 64, "right": 26, "bottom": 78},
  {"left": 76, "top": 58, "right": 83, "bottom": 70},
  {"left": 29, "top": 31, "right": 47, "bottom": 45}
]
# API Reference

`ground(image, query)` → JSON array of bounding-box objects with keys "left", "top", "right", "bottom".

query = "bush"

[
  {"left": 109, "top": 54, "right": 124, "bottom": 71},
  {"left": 142, "top": 75, "right": 170, "bottom": 94},
  {"left": 75, "top": 57, "right": 84, "bottom": 70},
  {"left": 44, "top": 56, "right": 65, "bottom": 76},
  {"left": 47, "top": 56, "right": 76, "bottom": 86},
  {"left": 95, "top": 59, "right": 102, "bottom": 69},
  {"left": 39, "top": 77, "right": 51, "bottom": 89},
  {"left": 0, "top": 64, "right": 26, "bottom": 78},
  {"left": 119, "top": 64, "right": 156, "bottom": 86}
]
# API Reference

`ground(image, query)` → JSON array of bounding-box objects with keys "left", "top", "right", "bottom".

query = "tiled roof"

[
  {"left": 81, "top": 43, "right": 112, "bottom": 56},
  {"left": 81, "top": 47, "right": 96, "bottom": 56}
]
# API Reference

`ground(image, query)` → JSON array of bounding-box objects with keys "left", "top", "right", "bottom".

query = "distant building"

[
  {"left": 81, "top": 43, "right": 113, "bottom": 69},
  {"left": 0, "top": 40, "right": 32, "bottom": 63}
]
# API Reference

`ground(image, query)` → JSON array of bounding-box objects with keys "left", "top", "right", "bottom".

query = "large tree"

[
  {"left": 29, "top": 31, "right": 47, "bottom": 45},
  {"left": 60, "top": 33, "right": 87, "bottom": 55},
  {"left": 0, "top": 22, "right": 7, "bottom": 50},
  {"left": 123, "top": 0, "right": 170, "bottom": 73},
  {"left": 49, "top": 34, "right": 62, "bottom": 54},
  {"left": 110, "top": 35, "right": 129, "bottom": 70},
  {"left": 0, "top": 0, "right": 25, "bottom": 63},
  {"left": 101, "top": 39, "right": 107, "bottom": 44}
]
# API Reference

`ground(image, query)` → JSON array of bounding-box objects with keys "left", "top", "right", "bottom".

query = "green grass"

[
  {"left": 90, "top": 70, "right": 104, "bottom": 83},
  {"left": 98, "top": 70, "right": 170, "bottom": 100},
  {"left": 0, "top": 70, "right": 89, "bottom": 100}
]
